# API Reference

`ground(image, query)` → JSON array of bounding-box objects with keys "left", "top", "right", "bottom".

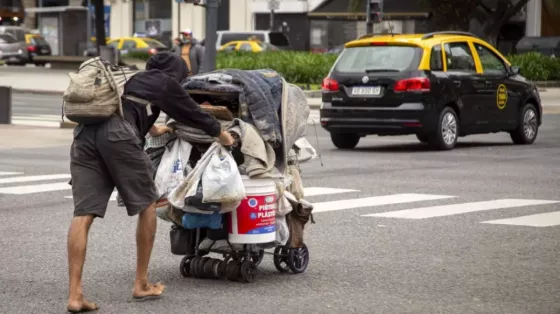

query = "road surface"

[{"left": 0, "top": 114, "right": 559, "bottom": 313}]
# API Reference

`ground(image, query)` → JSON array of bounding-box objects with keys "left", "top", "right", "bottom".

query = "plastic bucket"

[{"left": 227, "top": 177, "right": 277, "bottom": 244}]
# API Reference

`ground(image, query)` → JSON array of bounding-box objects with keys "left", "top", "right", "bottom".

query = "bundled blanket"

[
  {"left": 183, "top": 69, "right": 283, "bottom": 147},
  {"left": 167, "top": 118, "right": 233, "bottom": 144}
]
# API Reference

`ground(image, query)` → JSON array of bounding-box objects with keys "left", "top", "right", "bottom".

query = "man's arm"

[{"left": 158, "top": 77, "right": 222, "bottom": 137}]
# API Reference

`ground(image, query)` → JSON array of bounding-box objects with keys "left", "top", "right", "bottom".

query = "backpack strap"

[{"left": 123, "top": 95, "right": 154, "bottom": 117}]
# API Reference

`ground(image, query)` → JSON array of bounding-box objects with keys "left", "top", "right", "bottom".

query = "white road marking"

[
  {"left": 481, "top": 211, "right": 560, "bottom": 227},
  {"left": 0, "top": 182, "right": 70, "bottom": 194},
  {"left": 65, "top": 191, "right": 118, "bottom": 201},
  {"left": 365, "top": 199, "right": 560, "bottom": 219},
  {"left": 313, "top": 193, "right": 455, "bottom": 213},
  {"left": 0, "top": 174, "right": 70, "bottom": 184},
  {"left": 304, "top": 187, "right": 358, "bottom": 197},
  {"left": 0, "top": 171, "right": 22, "bottom": 176}
]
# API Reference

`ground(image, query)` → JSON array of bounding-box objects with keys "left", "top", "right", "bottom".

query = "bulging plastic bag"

[
  {"left": 201, "top": 146, "right": 246, "bottom": 203},
  {"left": 154, "top": 139, "right": 193, "bottom": 198}
]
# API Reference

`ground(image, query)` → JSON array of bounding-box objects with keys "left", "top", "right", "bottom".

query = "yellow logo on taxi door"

[{"left": 497, "top": 84, "right": 507, "bottom": 110}]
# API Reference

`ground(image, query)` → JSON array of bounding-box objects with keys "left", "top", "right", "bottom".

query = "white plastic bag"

[
  {"left": 201, "top": 146, "right": 246, "bottom": 203},
  {"left": 154, "top": 139, "right": 193, "bottom": 198}
]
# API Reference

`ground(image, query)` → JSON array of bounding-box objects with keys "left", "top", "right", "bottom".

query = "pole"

[
  {"left": 203, "top": 0, "right": 218, "bottom": 72},
  {"left": 93, "top": 0, "right": 106, "bottom": 55},
  {"left": 177, "top": 0, "right": 181, "bottom": 40},
  {"left": 269, "top": 9, "right": 274, "bottom": 30},
  {"left": 86, "top": 0, "right": 92, "bottom": 43},
  {"left": 365, "top": 1, "right": 373, "bottom": 34}
]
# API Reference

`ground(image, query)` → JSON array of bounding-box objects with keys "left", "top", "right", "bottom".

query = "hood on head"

[{"left": 146, "top": 51, "right": 188, "bottom": 83}]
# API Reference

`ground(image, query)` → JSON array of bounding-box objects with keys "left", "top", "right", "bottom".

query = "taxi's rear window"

[{"left": 334, "top": 45, "right": 423, "bottom": 73}]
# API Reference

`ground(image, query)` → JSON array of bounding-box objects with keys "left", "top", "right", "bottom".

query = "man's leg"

[
  {"left": 97, "top": 117, "right": 165, "bottom": 299},
  {"left": 67, "top": 215, "right": 99, "bottom": 312},
  {"left": 132, "top": 202, "right": 165, "bottom": 298},
  {"left": 67, "top": 124, "right": 113, "bottom": 312}
]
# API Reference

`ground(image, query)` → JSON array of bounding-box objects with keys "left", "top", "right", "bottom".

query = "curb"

[{"left": 13, "top": 88, "right": 64, "bottom": 96}]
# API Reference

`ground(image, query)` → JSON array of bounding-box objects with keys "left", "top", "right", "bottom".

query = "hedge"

[{"left": 124, "top": 50, "right": 560, "bottom": 84}]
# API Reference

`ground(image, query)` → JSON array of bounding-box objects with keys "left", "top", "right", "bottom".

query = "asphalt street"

[{"left": 0, "top": 111, "right": 559, "bottom": 314}]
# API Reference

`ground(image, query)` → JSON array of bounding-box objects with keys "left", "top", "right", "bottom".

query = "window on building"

[{"left": 133, "top": 0, "right": 171, "bottom": 36}]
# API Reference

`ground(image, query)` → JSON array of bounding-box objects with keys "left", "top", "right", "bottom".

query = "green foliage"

[
  {"left": 122, "top": 50, "right": 560, "bottom": 84},
  {"left": 507, "top": 52, "right": 560, "bottom": 81}
]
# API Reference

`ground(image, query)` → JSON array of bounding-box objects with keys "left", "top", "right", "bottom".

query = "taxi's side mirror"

[{"left": 510, "top": 66, "right": 521, "bottom": 76}]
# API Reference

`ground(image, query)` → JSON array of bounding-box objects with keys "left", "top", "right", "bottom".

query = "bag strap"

[{"left": 123, "top": 95, "right": 154, "bottom": 117}]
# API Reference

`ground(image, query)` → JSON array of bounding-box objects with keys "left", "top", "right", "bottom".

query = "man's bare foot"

[
  {"left": 132, "top": 282, "right": 166, "bottom": 300},
  {"left": 67, "top": 299, "right": 99, "bottom": 313}
]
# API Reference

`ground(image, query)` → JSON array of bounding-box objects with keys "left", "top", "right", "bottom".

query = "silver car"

[{"left": 0, "top": 26, "right": 29, "bottom": 65}]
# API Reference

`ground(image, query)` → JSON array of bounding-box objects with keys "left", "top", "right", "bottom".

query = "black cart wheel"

[
  {"left": 273, "top": 246, "right": 290, "bottom": 273},
  {"left": 226, "top": 260, "right": 241, "bottom": 282},
  {"left": 202, "top": 258, "right": 216, "bottom": 279},
  {"left": 180, "top": 255, "right": 194, "bottom": 278},
  {"left": 287, "top": 244, "right": 310, "bottom": 274},
  {"left": 239, "top": 260, "right": 256, "bottom": 283},
  {"left": 251, "top": 250, "right": 265, "bottom": 267}
]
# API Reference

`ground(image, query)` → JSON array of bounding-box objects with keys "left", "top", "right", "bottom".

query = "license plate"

[
  {"left": 41, "top": 49, "right": 48, "bottom": 53},
  {"left": 351, "top": 86, "right": 381, "bottom": 96}
]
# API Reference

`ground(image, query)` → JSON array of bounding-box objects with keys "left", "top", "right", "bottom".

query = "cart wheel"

[
  {"left": 239, "top": 260, "right": 256, "bottom": 283},
  {"left": 273, "top": 246, "right": 290, "bottom": 273},
  {"left": 251, "top": 249, "right": 265, "bottom": 267},
  {"left": 202, "top": 258, "right": 216, "bottom": 279},
  {"left": 180, "top": 255, "right": 194, "bottom": 278},
  {"left": 212, "top": 259, "right": 225, "bottom": 279},
  {"left": 189, "top": 257, "right": 200, "bottom": 278},
  {"left": 287, "top": 244, "right": 309, "bottom": 274},
  {"left": 226, "top": 260, "right": 241, "bottom": 282},
  {"left": 191, "top": 256, "right": 204, "bottom": 278}
]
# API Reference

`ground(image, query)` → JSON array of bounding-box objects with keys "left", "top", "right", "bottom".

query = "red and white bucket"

[{"left": 227, "top": 177, "right": 277, "bottom": 244}]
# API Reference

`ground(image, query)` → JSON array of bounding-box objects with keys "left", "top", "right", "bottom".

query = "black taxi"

[{"left": 319, "top": 31, "right": 543, "bottom": 150}]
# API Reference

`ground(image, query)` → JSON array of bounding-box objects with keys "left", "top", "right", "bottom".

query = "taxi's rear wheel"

[
  {"left": 428, "top": 107, "right": 458, "bottom": 150},
  {"left": 510, "top": 103, "right": 538, "bottom": 145},
  {"left": 331, "top": 133, "right": 360, "bottom": 149}
]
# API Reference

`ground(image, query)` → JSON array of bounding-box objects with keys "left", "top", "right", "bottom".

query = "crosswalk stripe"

[
  {"left": 364, "top": 199, "right": 560, "bottom": 219},
  {"left": 0, "top": 182, "right": 70, "bottom": 194},
  {"left": 0, "top": 174, "right": 70, "bottom": 185},
  {"left": 313, "top": 193, "right": 455, "bottom": 213},
  {"left": 480, "top": 211, "right": 560, "bottom": 227},
  {"left": 0, "top": 171, "right": 23, "bottom": 176},
  {"left": 304, "top": 187, "right": 358, "bottom": 197}
]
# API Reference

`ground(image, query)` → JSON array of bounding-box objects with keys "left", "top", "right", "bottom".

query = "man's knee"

[{"left": 71, "top": 214, "right": 96, "bottom": 227}]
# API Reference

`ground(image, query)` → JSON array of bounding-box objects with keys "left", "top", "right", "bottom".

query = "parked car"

[
  {"left": 320, "top": 31, "right": 542, "bottom": 151},
  {"left": 25, "top": 33, "right": 51, "bottom": 65},
  {"left": 0, "top": 33, "right": 28, "bottom": 65},
  {"left": 219, "top": 40, "right": 279, "bottom": 52},
  {"left": 207, "top": 31, "right": 291, "bottom": 51},
  {"left": 0, "top": 25, "right": 28, "bottom": 65},
  {"left": 84, "top": 37, "right": 168, "bottom": 57}
]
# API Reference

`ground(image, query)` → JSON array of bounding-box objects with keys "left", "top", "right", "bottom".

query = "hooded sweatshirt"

[{"left": 122, "top": 51, "right": 221, "bottom": 139}]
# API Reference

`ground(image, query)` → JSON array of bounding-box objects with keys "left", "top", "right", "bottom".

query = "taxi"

[
  {"left": 219, "top": 40, "right": 279, "bottom": 52},
  {"left": 83, "top": 37, "right": 167, "bottom": 57},
  {"left": 319, "top": 31, "right": 542, "bottom": 150},
  {"left": 24, "top": 33, "right": 51, "bottom": 65}
]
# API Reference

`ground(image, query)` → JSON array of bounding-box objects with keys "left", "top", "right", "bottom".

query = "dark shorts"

[{"left": 70, "top": 115, "right": 158, "bottom": 218}]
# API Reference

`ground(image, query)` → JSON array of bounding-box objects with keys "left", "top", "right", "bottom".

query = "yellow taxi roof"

[{"left": 345, "top": 33, "right": 485, "bottom": 49}]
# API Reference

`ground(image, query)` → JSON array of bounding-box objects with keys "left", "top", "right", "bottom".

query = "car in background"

[
  {"left": 0, "top": 33, "right": 28, "bottom": 65},
  {"left": 320, "top": 31, "right": 542, "bottom": 151},
  {"left": 25, "top": 33, "right": 51, "bottom": 65},
  {"left": 219, "top": 40, "right": 279, "bottom": 52},
  {"left": 83, "top": 37, "right": 168, "bottom": 57},
  {"left": 0, "top": 25, "right": 28, "bottom": 65},
  {"left": 210, "top": 31, "right": 291, "bottom": 51}
]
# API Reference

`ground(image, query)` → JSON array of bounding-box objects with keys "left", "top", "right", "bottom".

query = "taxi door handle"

[{"left": 453, "top": 80, "right": 461, "bottom": 87}]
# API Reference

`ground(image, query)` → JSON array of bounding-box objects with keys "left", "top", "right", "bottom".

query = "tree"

[{"left": 349, "top": 0, "right": 530, "bottom": 45}]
